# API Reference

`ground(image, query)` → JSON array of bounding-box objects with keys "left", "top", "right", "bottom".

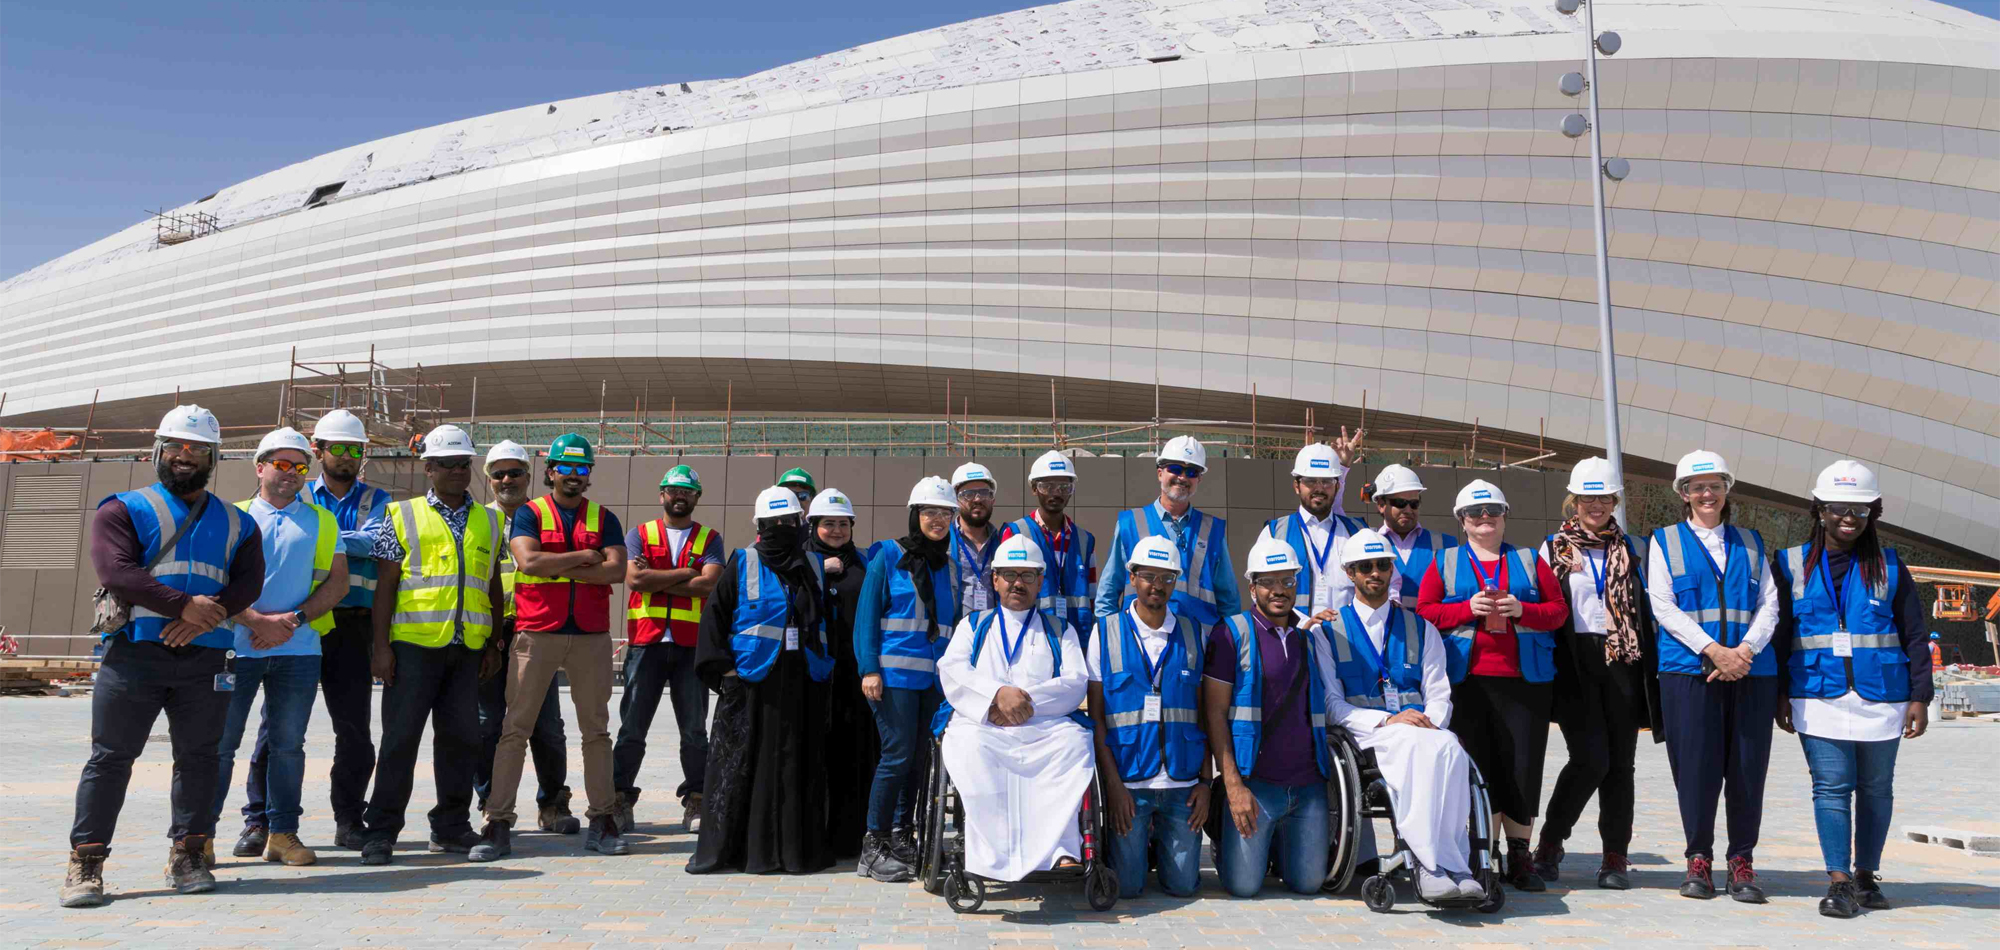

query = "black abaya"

[{"left": 815, "top": 545, "right": 876, "bottom": 858}]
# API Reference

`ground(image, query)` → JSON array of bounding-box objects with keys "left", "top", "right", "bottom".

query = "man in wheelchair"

[
  {"left": 936, "top": 534, "right": 1096, "bottom": 882},
  {"left": 1315, "top": 529, "right": 1484, "bottom": 901}
]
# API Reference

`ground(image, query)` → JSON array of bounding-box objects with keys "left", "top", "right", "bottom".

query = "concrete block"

[
  {"left": 821, "top": 457, "right": 877, "bottom": 505},
  {"left": 873, "top": 457, "right": 926, "bottom": 511},
  {"left": 1225, "top": 458, "right": 1277, "bottom": 510},
  {"left": 1071, "top": 457, "right": 1125, "bottom": 508},
  {"left": 724, "top": 457, "right": 777, "bottom": 505}
]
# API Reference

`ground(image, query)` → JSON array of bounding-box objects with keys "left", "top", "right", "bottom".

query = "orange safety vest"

[
  {"left": 513, "top": 495, "right": 613, "bottom": 634},
  {"left": 627, "top": 519, "right": 714, "bottom": 647}
]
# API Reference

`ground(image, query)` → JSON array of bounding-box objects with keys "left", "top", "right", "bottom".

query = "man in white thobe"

[
  {"left": 938, "top": 534, "right": 1095, "bottom": 882},
  {"left": 1312, "top": 529, "right": 1484, "bottom": 901}
]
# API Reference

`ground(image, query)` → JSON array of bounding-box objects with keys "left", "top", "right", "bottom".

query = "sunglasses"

[
  {"left": 1131, "top": 569, "right": 1180, "bottom": 587},
  {"left": 320, "top": 443, "right": 366, "bottom": 459},
  {"left": 1160, "top": 462, "right": 1204, "bottom": 479},
  {"left": 1251, "top": 575, "right": 1298, "bottom": 591},
  {"left": 550, "top": 463, "right": 593, "bottom": 476},
  {"left": 1377, "top": 497, "right": 1421, "bottom": 511},
  {"left": 430, "top": 457, "right": 473, "bottom": 470},
  {"left": 261, "top": 458, "right": 311, "bottom": 475},
  {"left": 489, "top": 467, "right": 529, "bottom": 481},
  {"left": 956, "top": 488, "right": 995, "bottom": 502},
  {"left": 994, "top": 569, "right": 1043, "bottom": 585},
  {"left": 159, "top": 439, "right": 212, "bottom": 458},
  {"left": 1348, "top": 558, "right": 1395, "bottom": 576},
  {"left": 1033, "top": 481, "right": 1075, "bottom": 496},
  {"left": 1822, "top": 504, "right": 1872, "bottom": 521},
  {"left": 663, "top": 487, "right": 699, "bottom": 499},
  {"left": 1460, "top": 504, "right": 1507, "bottom": 519}
]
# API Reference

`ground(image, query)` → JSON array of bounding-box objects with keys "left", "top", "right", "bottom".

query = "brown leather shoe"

[{"left": 263, "top": 833, "right": 318, "bottom": 867}]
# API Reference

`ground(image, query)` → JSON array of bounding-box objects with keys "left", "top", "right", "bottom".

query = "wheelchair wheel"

[
  {"left": 1361, "top": 874, "right": 1395, "bottom": 913},
  {"left": 1478, "top": 868, "right": 1506, "bottom": 913},
  {"left": 944, "top": 871, "right": 985, "bottom": 914},
  {"left": 1085, "top": 865, "right": 1120, "bottom": 911},
  {"left": 1323, "top": 731, "right": 1366, "bottom": 894}
]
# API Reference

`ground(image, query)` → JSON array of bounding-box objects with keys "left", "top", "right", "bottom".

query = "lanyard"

[
  {"left": 1044, "top": 516, "right": 1071, "bottom": 579},
  {"left": 955, "top": 526, "right": 991, "bottom": 578},
  {"left": 1466, "top": 549, "right": 1503, "bottom": 591},
  {"left": 1584, "top": 547, "right": 1607, "bottom": 599},
  {"left": 1382, "top": 526, "right": 1417, "bottom": 581},
  {"left": 1690, "top": 526, "right": 1728, "bottom": 582},
  {"left": 1818, "top": 550, "right": 1859, "bottom": 628},
  {"left": 997, "top": 610, "right": 1031, "bottom": 667},
  {"left": 1302, "top": 513, "right": 1339, "bottom": 577},
  {"left": 1128, "top": 609, "right": 1168, "bottom": 691},
  {"left": 1377, "top": 606, "right": 1401, "bottom": 689}
]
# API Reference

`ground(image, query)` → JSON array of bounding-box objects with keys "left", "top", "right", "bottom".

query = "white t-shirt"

[
  {"left": 665, "top": 525, "right": 690, "bottom": 563},
  {"left": 1541, "top": 541, "right": 1611, "bottom": 634},
  {"left": 1087, "top": 608, "right": 1198, "bottom": 790}
]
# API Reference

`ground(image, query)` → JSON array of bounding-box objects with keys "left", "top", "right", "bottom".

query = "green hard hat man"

[{"left": 778, "top": 467, "right": 815, "bottom": 507}]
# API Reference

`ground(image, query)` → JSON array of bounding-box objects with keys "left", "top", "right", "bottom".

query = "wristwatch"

[{"left": 292, "top": 609, "right": 308, "bottom": 626}]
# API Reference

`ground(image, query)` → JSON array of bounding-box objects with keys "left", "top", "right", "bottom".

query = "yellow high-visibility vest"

[{"left": 387, "top": 499, "right": 502, "bottom": 650}]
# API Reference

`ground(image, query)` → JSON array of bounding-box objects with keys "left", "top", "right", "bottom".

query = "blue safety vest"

[
  {"left": 1115, "top": 505, "right": 1226, "bottom": 627},
  {"left": 1097, "top": 608, "right": 1206, "bottom": 782},
  {"left": 1651, "top": 522, "right": 1774, "bottom": 677},
  {"left": 1435, "top": 543, "right": 1555, "bottom": 684},
  {"left": 1006, "top": 515, "right": 1097, "bottom": 638},
  {"left": 1223, "top": 613, "right": 1330, "bottom": 779},
  {"left": 932, "top": 608, "right": 1093, "bottom": 735},
  {"left": 309, "top": 478, "right": 392, "bottom": 610},
  {"left": 1775, "top": 545, "right": 1907, "bottom": 702},
  {"left": 728, "top": 547, "right": 832, "bottom": 684},
  {"left": 1321, "top": 604, "right": 1429, "bottom": 713},
  {"left": 861, "top": 539, "right": 959, "bottom": 690},
  {"left": 103, "top": 483, "right": 256, "bottom": 649},
  {"left": 1263, "top": 511, "right": 1367, "bottom": 615},
  {"left": 1385, "top": 526, "right": 1457, "bottom": 606}
]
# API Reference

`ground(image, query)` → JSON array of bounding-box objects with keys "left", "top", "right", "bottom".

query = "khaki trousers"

[{"left": 484, "top": 630, "right": 614, "bottom": 825}]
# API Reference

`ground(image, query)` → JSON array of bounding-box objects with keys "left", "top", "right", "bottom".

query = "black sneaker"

[
  {"left": 1504, "top": 837, "right": 1547, "bottom": 892},
  {"left": 1819, "top": 879, "right": 1860, "bottom": 918},
  {"left": 859, "top": 832, "right": 914, "bottom": 883},
  {"left": 1531, "top": 841, "right": 1563, "bottom": 883},
  {"left": 360, "top": 837, "right": 394, "bottom": 866},
  {"left": 1727, "top": 856, "right": 1767, "bottom": 904},
  {"left": 1853, "top": 871, "right": 1890, "bottom": 909},
  {"left": 333, "top": 821, "right": 368, "bottom": 851},
  {"left": 233, "top": 825, "right": 268, "bottom": 858},
  {"left": 585, "top": 815, "right": 629, "bottom": 856},
  {"left": 888, "top": 826, "right": 920, "bottom": 869},
  {"left": 1680, "top": 856, "right": 1715, "bottom": 899},
  {"left": 468, "top": 821, "right": 512, "bottom": 862}
]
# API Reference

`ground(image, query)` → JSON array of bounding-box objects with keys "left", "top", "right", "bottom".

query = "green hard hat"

[
  {"left": 778, "top": 467, "right": 816, "bottom": 492},
  {"left": 546, "top": 433, "right": 595, "bottom": 465},
  {"left": 661, "top": 464, "right": 702, "bottom": 492}
]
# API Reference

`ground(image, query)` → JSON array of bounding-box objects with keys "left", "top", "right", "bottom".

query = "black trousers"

[
  {"left": 1659, "top": 673, "right": 1779, "bottom": 861},
  {"left": 1449, "top": 674, "right": 1553, "bottom": 824},
  {"left": 475, "top": 627, "right": 568, "bottom": 809},
  {"left": 362, "top": 641, "right": 481, "bottom": 841},
  {"left": 612, "top": 642, "right": 709, "bottom": 801},
  {"left": 241, "top": 606, "right": 377, "bottom": 827},
  {"left": 71, "top": 636, "right": 231, "bottom": 847},
  {"left": 1541, "top": 640, "right": 1644, "bottom": 854}
]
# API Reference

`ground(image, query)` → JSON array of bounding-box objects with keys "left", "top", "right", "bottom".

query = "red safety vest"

[
  {"left": 513, "top": 495, "right": 613, "bottom": 634},
  {"left": 627, "top": 518, "right": 713, "bottom": 647}
]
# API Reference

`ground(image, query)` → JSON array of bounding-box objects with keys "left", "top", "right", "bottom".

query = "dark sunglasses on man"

[
  {"left": 430, "top": 457, "right": 472, "bottom": 470},
  {"left": 1377, "top": 497, "right": 1420, "bottom": 511},
  {"left": 489, "top": 467, "right": 529, "bottom": 481},
  {"left": 1348, "top": 558, "right": 1395, "bottom": 576},
  {"left": 320, "top": 443, "right": 366, "bottom": 459},
  {"left": 550, "top": 462, "right": 593, "bottom": 476},
  {"left": 1159, "top": 462, "right": 1204, "bottom": 479}
]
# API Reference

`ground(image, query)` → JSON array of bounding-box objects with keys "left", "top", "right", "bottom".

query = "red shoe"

[{"left": 1727, "top": 856, "right": 1767, "bottom": 904}]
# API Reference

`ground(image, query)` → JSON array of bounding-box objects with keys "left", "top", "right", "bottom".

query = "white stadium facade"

[{"left": 1, "top": 0, "right": 1996, "bottom": 557}]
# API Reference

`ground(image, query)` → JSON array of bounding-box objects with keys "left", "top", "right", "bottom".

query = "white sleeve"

[
  {"left": 938, "top": 616, "right": 1003, "bottom": 722},
  {"left": 1026, "top": 622, "right": 1090, "bottom": 716},
  {"left": 1418, "top": 619, "right": 1454, "bottom": 729},
  {"left": 1084, "top": 622, "right": 1104, "bottom": 683},
  {"left": 1742, "top": 553, "right": 1782, "bottom": 654},
  {"left": 1647, "top": 542, "right": 1717, "bottom": 655},
  {"left": 1313, "top": 625, "right": 1389, "bottom": 734}
]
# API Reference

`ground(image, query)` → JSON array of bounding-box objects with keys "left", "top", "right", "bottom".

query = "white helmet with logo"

[
  {"left": 993, "top": 533, "right": 1046, "bottom": 572},
  {"left": 485, "top": 439, "right": 530, "bottom": 473},
  {"left": 907, "top": 475, "right": 957, "bottom": 509},
  {"left": 1371, "top": 464, "right": 1426, "bottom": 496},
  {"left": 255, "top": 427, "right": 313, "bottom": 462},
  {"left": 1159, "top": 435, "right": 1208, "bottom": 471},
  {"left": 1291, "top": 443, "right": 1344, "bottom": 478},
  {"left": 809, "top": 488, "right": 856, "bottom": 519},
  {"left": 1674, "top": 450, "right": 1734, "bottom": 494},
  {"left": 1127, "top": 535, "right": 1182, "bottom": 573},
  {"left": 1566, "top": 457, "right": 1623, "bottom": 496},
  {"left": 1243, "top": 534, "right": 1303, "bottom": 580},
  {"left": 156, "top": 404, "right": 222, "bottom": 445},
  {"left": 1454, "top": 479, "right": 1509, "bottom": 515},
  {"left": 754, "top": 485, "right": 805, "bottom": 520},
  {"left": 1029, "top": 450, "right": 1076, "bottom": 483},
  {"left": 311, "top": 409, "right": 368, "bottom": 445},
  {"left": 1812, "top": 460, "right": 1880, "bottom": 504},
  {"left": 420, "top": 425, "right": 477, "bottom": 459},
  {"left": 1341, "top": 528, "right": 1396, "bottom": 565},
  {"left": 951, "top": 462, "right": 995, "bottom": 489}
]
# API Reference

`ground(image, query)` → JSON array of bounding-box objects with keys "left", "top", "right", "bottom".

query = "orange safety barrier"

[{"left": 0, "top": 429, "right": 81, "bottom": 460}]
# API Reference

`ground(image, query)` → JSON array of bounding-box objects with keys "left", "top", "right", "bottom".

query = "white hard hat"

[
  {"left": 485, "top": 439, "right": 530, "bottom": 472},
  {"left": 1244, "top": 534, "right": 1303, "bottom": 580},
  {"left": 1029, "top": 450, "right": 1076, "bottom": 482},
  {"left": 1291, "top": 443, "right": 1344, "bottom": 478},
  {"left": 907, "top": 475, "right": 957, "bottom": 509},
  {"left": 1566, "top": 457, "right": 1623, "bottom": 496},
  {"left": 1674, "top": 450, "right": 1734, "bottom": 493},
  {"left": 993, "top": 533, "right": 1046, "bottom": 572},
  {"left": 311, "top": 409, "right": 368, "bottom": 445},
  {"left": 809, "top": 487, "right": 856, "bottom": 519},
  {"left": 754, "top": 485, "right": 805, "bottom": 520},
  {"left": 420, "top": 424, "right": 477, "bottom": 459},
  {"left": 950, "top": 462, "right": 995, "bottom": 489},
  {"left": 1159, "top": 435, "right": 1208, "bottom": 471},
  {"left": 1813, "top": 460, "right": 1880, "bottom": 504},
  {"left": 254, "top": 427, "right": 313, "bottom": 462},
  {"left": 1371, "top": 464, "right": 1425, "bottom": 496},
  {"left": 1127, "top": 535, "right": 1182, "bottom": 573},
  {"left": 1341, "top": 528, "right": 1396, "bottom": 565},
  {"left": 156, "top": 404, "right": 221, "bottom": 445},
  {"left": 1454, "top": 479, "right": 1509, "bottom": 514}
]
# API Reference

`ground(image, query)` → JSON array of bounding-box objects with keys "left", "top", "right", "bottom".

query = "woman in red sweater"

[{"left": 1417, "top": 478, "right": 1569, "bottom": 892}]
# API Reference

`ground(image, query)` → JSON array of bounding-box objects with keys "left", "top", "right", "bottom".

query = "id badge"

[
  {"left": 1142, "top": 693, "right": 1163, "bottom": 723},
  {"left": 784, "top": 626, "right": 800, "bottom": 651},
  {"left": 1587, "top": 601, "right": 1610, "bottom": 632},
  {"left": 213, "top": 672, "right": 235, "bottom": 692},
  {"left": 1831, "top": 630, "right": 1853, "bottom": 658},
  {"left": 1383, "top": 684, "right": 1402, "bottom": 713}
]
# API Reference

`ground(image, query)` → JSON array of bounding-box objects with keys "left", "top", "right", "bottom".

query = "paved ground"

[{"left": 2, "top": 690, "right": 1995, "bottom": 949}]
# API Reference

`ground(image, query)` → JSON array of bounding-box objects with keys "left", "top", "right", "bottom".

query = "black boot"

[
  {"left": 1819, "top": 879, "right": 1860, "bottom": 918},
  {"left": 1504, "top": 837, "right": 1546, "bottom": 892},
  {"left": 1727, "top": 856, "right": 1767, "bottom": 904},
  {"left": 1531, "top": 840, "right": 1563, "bottom": 883},
  {"left": 858, "top": 832, "right": 913, "bottom": 883},
  {"left": 333, "top": 820, "right": 367, "bottom": 851},
  {"left": 468, "top": 821, "right": 512, "bottom": 862},
  {"left": 1680, "top": 856, "right": 1715, "bottom": 899},
  {"left": 1853, "top": 870, "right": 1890, "bottom": 909},
  {"left": 888, "top": 826, "right": 920, "bottom": 869}
]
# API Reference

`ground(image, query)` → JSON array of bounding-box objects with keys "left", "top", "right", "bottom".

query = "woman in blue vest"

[
  {"left": 688, "top": 487, "right": 834, "bottom": 875},
  {"left": 1645, "top": 450, "right": 1783, "bottom": 903},
  {"left": 1773, "top": 461, "right": 1931, "bottom": 919},
  {"left": 1531, "top": 457, "right": 1658, "bottom": 890},
  {"left": 852, "top": 476, "right": 961, "bottom": 882},
  {"left": 1415, "top": 479, "right": 1569, "bottom": 892}
]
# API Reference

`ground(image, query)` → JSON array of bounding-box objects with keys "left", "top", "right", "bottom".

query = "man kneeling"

[
  {"left": 1314, "top": 529, "right": 1484, "bottom": 901},
  {"left": 938, "top": 534, "right": 1095, "bottom": 882}
]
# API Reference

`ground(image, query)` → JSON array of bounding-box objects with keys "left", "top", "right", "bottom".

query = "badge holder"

[
  {"left": 215, "top": 650, "right": 236, "bottom": 692},
  {"left": 1831, "top": 629, "right": 1854, "bottom": 658}
]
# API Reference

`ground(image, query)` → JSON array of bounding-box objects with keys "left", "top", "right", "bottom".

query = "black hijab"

[
  {"left": 896, "top": 508, "right": 950, "bottom": 639},
  {"left": 755, "top": 516, "right": 821, "bottom": 642},
  {"left": 807, "top": 519, "right": 862, "bottom": 566}
]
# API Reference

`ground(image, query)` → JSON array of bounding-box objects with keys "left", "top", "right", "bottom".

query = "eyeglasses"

[
  {"left": 1160, "top": 462, "right": 1204, "bottom": 479},
  {"left": 1295, "top": 476, "right": 1339, "bottom": 490},
  {"left": 261, "top": 458, "right": 311, "bottom": 475},
  {"left": 1348, "top": 558, "right": 1394, "bottom": 576},
  {"left": 663, "top": 487, "right": 699, "bottom": 500},
  {"left": 158, "top": 439, "right": 212, "bottom": 458},
  {"left": 550, "top": 463, "right": 592, "bottom": 476},
  {"left": 1251, "top": 575, "right": 1298, "bottom": 591},
  {"left": 1131, "top": 569, "right": 1180, "bottom": 588},
  {"left": 490, "top": 467, "right": 528, "bottom": 480},
  {"left": 1683, "top": 482, "right": 1728, "bottom": 497},
  {"left": 994, "top": 569, "right": 1043, "bottom": 586},
  {"left": 956, "top": 488, "right": 995, "bottom": 502},
  {"left": 1377, "top": 497, "right": 1420, "bottom": 511},
  {"left": 1460, "top": 504, "right": 1507, "bottom": 519},
  {"left": 1033, "top": 481, "right": 1075, "bottom": 496},
  {"left": 320, "top": 443, "right": 366, "bottom": 459},
  {"left": 1575, "top": 494, "right": 1618, "bottom": 505},
  {"left": 1822, "top": 504, "right": 1872, "bottom": 521},
  {"left": 430, "top": 457, "right": 472, "bottom": 470},
  {"left": 916, "top": 507, "right": 955, "bottom": 521}
]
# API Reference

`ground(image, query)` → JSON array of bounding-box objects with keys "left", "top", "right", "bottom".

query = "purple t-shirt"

[{"left": 1203, "top": 611, "right": 1321, "bottom": 788}]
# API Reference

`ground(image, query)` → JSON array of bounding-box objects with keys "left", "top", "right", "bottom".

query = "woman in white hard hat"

[
  {"left": 805, "top": 488, "right": 877, "bottom": 859},
  {"left": 1415, "top": 479, "right": 1569, "bottom": 892},
  {"left": 1530, "top": 458, "right": 1656, "bottom": 890},
  {"left": 1646, "top": 450, "right": 1783, "bottom": 903},
  {"left": 1771, "top": 461, "right": 1931, "bottom": 919}
]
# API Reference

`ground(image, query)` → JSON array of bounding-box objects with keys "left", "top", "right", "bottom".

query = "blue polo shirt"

[{"left": 232, "top": 494, "right": 331, "bottom": 658}]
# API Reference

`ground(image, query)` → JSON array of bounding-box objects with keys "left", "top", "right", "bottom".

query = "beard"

[
  {"left": 494, "top": 484, "right": 528, "bottom": 506},
  {"left": 156, "top": 456, "right": 211, "bottom": 496}
]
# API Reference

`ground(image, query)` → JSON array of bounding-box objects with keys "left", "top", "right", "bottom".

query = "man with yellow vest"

[
  {"left": 476, "top": 433, "right": 628, "bottom": 861},
  {"left": 615, "top": 464, "right": 724, "bottom": 835},
  {"left": 211, "top": 427, "right": 349, "bottom": 869},
  {"left": 472, "top": 440, "right": 579, "bottom": 836},
  {"left": 359, "top": 425, "right": 506, "bottom": 866}
]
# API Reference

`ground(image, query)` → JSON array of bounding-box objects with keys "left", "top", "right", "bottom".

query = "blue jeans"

[
  {"left": 212, "top": 655, "right": 321, "bottom": 835},
  {"left": 1106, "top": 785, "right": 1203, "bottom": 898},
  {"left": 1217, "top": 778, "right": 1329, "bottom": 897},
  {"left": 1800, "top": 732, "right": 1900, "bottom": 874},
  {"left": 866, "top": 685, "right": 939, "bottom": 834}
]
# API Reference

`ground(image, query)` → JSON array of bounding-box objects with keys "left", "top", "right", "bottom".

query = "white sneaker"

[
  {"left": 1418, "top": 867, "right": 1458, "bottom": 900},
  {"left": 1453, "top": 874, "right": 1489, "bottom": 900}
]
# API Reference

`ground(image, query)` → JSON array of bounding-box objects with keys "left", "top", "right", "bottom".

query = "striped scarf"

[{"left": 1550, "top": 517, "right": 1642, "bottom": 664}]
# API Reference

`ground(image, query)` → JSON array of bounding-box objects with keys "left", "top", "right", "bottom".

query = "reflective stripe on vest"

[
  {"left": 1098, "top": 608, "right": 1205, "bottom": 782},
  {"left": 730, "top": 547, "right": 831, "bottom": 684},
  {"left": 513, "top": 496, "right": 612, "bottom": 633},
  {"left": 1779, "top": 543, "right": 1908, "bottom": 702},
  {"left": 1224, "top": 613, "right": 1329, "bottom": 778},
  {"left": 1123, "top": 506, "right": 1224, "bottom": 625},
  {"left": 1654, "top": 522, "right": 1772, "bottom": 677},
  {"left": 111, "top": 484, "right": 248, "bottom": 649},
  {"left": 1266, "top": 511, "right": 1365, "bottom": 613},
  {"left": 1326, "top": 604, "right": 1426, "bottom": 711},
  {"left": 1436, "top": 543, "right": 1553, "bottom": 684},
  {"left": 1007, "top": 515, "right": 1097, "bottom": 637},
  {"left": 869, "top": 539, "right": 956, "bottom": 689},
  {"left": 626, "top": 518, "right": 712, "bottom": 646},
  {"left": 928, "top": 608, "right": 1092, "bottom": 735},
  {"left": 388, "top": 500, "right": 501, "bottom": 650}
]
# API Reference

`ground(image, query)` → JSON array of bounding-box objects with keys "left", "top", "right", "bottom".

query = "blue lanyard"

[
  {"left": 1046, "top": 517, "right": 1070, "bottom": 579},
  {"left": 1379, "top": 606, "right": 1402, "bottom": 689},
  {"left": 1302, "top": 513, "right": 1339, "bottom": 577},
  {"left": 997, "top": 610, "right": 1031, "bottom": 667},
  {"left": 1127, "top": 610, "right": 1167, "bottom": 691},
  {"left": 1585, "top": 547, "right": 1607, "bottom": 599},
  {"left": 1818, "top": 550, "right": 1858, "bottom": 628},
  {"left": 1467, "top": 549, "right": 1502, "bottom": 591}
]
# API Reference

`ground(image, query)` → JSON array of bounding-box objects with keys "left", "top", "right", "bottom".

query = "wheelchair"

[
  {"left": 1324, "top": 725, "right": 1505, "bottom": 913},
  {"left": 916, "top": 734, "right": 1120, "bottom": 913}
]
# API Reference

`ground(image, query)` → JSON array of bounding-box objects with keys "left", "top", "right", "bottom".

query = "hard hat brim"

[{"left": 1812, "top": 490, "right": 1881, "bottom": 504}]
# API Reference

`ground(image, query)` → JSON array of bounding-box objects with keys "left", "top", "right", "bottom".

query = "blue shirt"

[{"left": 233, "top": 494, "right": 330, "bottom": 659}]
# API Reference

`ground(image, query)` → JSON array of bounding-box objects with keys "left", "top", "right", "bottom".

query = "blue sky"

[{"left": 2, "top": 0, "right": 1995, "bottom": 280}]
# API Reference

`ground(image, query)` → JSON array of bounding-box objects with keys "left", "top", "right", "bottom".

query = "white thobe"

[
  {"left": 938, "top": 608, "right": 1095, "bottom": 881},
  {"left": 1312, "top": 599, "right": 1474, "bottom": 876}
]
